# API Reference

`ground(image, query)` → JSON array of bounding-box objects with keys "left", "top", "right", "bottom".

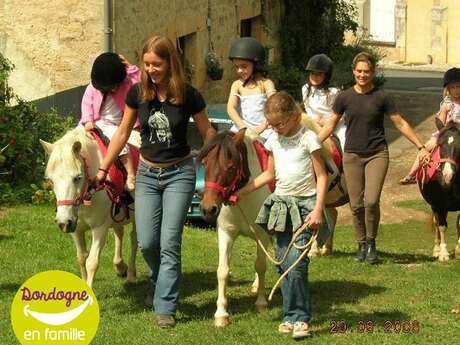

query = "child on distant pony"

[
  {"left": 80, "top": 52, "right": 140, "bottom": 191},
  {"left": 399, "top": 67, "right": 460, "bottom": 184}
]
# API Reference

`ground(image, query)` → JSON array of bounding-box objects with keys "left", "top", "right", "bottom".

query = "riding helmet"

[
  {"left": 443, "top": 67, "right": 460, "bottom": 87},
  {"left": 228, "top": 37, "right": 265, "bottom": 64},
  {"left": 306, "top": 54, "right": 333, "bottom": 78},
  {"left": 91, "top": 52, "right": 126, "bottom": 92}
]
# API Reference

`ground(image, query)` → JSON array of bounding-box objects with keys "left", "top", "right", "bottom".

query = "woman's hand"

[
  {"left": 118, "top": 54, "right": 130, "bottom": 66},
  {"left": 84, "top": 122, "right": 95, "bottom": 131},
  {"left": 418, "top": 147, "right": 430, "bottom": 165},
  {"left": 253, "top": 120, "right": 268, "bottom": 135}
]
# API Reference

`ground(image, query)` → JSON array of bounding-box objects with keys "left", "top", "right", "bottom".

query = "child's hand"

[
  {"left": 304, "top": 208, "right": 322, "bottom": 230},
  {"left": 118, "top": 54, "right": 129, "bottom": 66},
  {"left": 254, "top": 120, "right": 268, "bottom": 135},
  {"left": 84, "top": 122, "right": 95, "bottom": 131}
]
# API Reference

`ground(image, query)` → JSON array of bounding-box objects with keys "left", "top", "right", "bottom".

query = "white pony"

[{"left": 40, "top": 126, "right": 137, "bottom": 288}]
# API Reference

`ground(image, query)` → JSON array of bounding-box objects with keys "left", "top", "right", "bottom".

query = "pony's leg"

[
  {"left": 455, "top": 214, "right": 460, "bottom": 259},
  {"left": 253, "top": 240, "right": 268, "bottom": 312},
  {"left": 112, "top": 224, "right": 128, "bottom": 278},
  {"left": 85, "top": 224, "right": 109, "bottom": 288},
  {"left": 214, "top": 227, "right": 235, "bottom": 327},
  {"left": 432, "top": 214, "right": 441, "bottom": 258},
  {"left": 308, "top": 238, "right": 321, "bottom": 258},
  {"left": 321, "top": 207, "right": 338, "bottom": 256},
  {"left": 438, "top": 225, "right": 450, "bottom": 262},
  {"left": 126, "top": 222, "right": 137, "bottom": 283},
  {"left": 71, "top": 228, "right": 88, "bottom": 282}
]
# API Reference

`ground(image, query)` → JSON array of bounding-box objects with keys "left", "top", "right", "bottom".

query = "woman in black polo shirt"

[
  {"left": 318, "top": 52, "right": 429, "bottom": 264},
  {"left": 97, "top": 36, "right": 215, "bottom": 327}
]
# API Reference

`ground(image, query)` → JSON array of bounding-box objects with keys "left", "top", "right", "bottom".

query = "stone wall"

[{"left": 0, "top": 0, "right": 103, "bottom": 101}]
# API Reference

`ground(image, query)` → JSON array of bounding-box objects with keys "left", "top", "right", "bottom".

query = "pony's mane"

[
  {"left": 45, "top": 127, "right": 95, "bottom": 176},
  {"left": 198, "top": 131, "right": 241, "bottom": 165}
]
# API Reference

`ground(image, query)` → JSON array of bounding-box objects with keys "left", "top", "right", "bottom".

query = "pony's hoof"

[
  {"left": 255, "top": 303, "right": 268, "bottom": 312},
  {"left": 115, "top": 262, "right": 128, "bottom": 277},
  {"left": 438, "top": 253, "right": 450, "bottom": 262},
  {"left": 320, "top": 245, "right": 332, "bottom": 256},
  {"left": 214, "top": 316, "right": 230, "bottom": 327},
  {"left": 432, "top": 246, "right": 440, "bottom": 258}
]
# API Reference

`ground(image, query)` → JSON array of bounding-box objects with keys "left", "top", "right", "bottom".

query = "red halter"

[
  {"left": 55, "top": 157, "right": 92, "bottom": 207},
  {"left": 204, "top": 153, "right": 246, "bottom": 200}
]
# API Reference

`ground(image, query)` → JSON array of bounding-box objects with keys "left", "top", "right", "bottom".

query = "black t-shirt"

[
  {"left": 333, "top": 87, "right": 398, "bottom": 154},
  {"left": 126, "top": 83, "right": 206, "bottom": 162}
]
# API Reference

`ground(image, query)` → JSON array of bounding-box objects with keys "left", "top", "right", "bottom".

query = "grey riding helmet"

[
  {"left": 91, "top": 52, "right": 126, "bottom": 93},
  {"left": 443, "top": 67, "right": 460, "bottom": 87},
  {"left": 228, "top": 37, "right": 265, "bottom": 64},
  {"left": 306, "top": 54, "right": 333, "bottom": 79}
]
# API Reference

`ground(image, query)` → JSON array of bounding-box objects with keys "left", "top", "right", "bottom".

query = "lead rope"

[{"left": 234, "top": 203, "right": 317, "bottom": 301}]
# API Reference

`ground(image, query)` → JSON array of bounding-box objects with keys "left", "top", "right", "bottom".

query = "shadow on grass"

[
  {"left": 0, "top": 282, "right": 21, "bottom": 293},
  {"left": 0, "top": 234, "right": 14, "bottom": 242},
  {"left": 330, "top": 249, "right": 433, "bottom": 264}
]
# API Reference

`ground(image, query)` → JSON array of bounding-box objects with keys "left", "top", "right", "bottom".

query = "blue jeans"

[
  {"left": 135, "top": 157, "right": 195, "bottom": 316},
  {"left": 275, "top": 206, "right": 312, "bottom": 323}
]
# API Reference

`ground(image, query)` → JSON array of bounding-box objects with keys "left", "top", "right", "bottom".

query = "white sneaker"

[
  {"left": 292, "top": 321, "right": 311, "bottom": 339},
  {"left": 278, "top": 321, "right": 294, "bottom": 334}
]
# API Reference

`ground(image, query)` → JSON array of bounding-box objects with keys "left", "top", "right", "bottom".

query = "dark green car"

[{"left": 187, "top": 104, "right": 232, "bottom": 224}]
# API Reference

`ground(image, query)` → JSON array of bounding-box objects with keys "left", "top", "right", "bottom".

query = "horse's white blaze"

[{"left": 442, "top": 162, "right": 454, "bottom": 185}]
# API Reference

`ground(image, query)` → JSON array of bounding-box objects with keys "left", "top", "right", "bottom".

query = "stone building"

[
  {"left": 351, "top": 0, "right": 460, "bottom": 66},
  {"left": 0, "top": 0, "right": 282, "bottom": 115}
]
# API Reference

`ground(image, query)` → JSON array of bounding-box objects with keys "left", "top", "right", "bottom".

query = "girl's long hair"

[{"left": 139, "top": 36, "right": 185, "bottom": 104}]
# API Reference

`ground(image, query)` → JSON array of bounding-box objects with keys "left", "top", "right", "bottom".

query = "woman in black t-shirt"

[
  {"left": 318, "top": 52, "right": 429, "bottom": 264},
  {"left": 97, "top": 36, "right": 215, "bottom": 327}
]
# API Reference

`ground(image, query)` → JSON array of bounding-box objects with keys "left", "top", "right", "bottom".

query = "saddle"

[
  {"left": 89, "top": 128, "right": 140, "bottom": 218},
  {"left": 253, "top": 140, "right": 276, "bottom": 192}
]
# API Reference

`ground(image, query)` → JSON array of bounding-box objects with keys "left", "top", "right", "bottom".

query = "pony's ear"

[
  {"left": 233, "top": 128, "right": 247, "bottom": 146},
  {"left": 72, "top": 141, "right": 82, "bottom": 155},
  {"left": 40, "top": 139, "right": 54, "bottom": 155},
  {"left": 435, "top": 117, "right": 444, "bottom": 131}
]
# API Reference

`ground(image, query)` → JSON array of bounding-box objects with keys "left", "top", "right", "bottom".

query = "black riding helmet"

[
  {"left": 443, "top": 67, "right": 460, "bottom": 87},
  {"left": 91, "top": 52, "right": 126, "bottom": 93},
  {"left": 228, "top": 37, "right": 265, "bottom": 64},
  {"left": 306, "top": 54, "right": 333, "bottom": 80}
]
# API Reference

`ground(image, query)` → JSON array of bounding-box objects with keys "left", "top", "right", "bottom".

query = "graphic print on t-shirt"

[{"left": 147, "top": 106, "right": 172, "bottom": 146}]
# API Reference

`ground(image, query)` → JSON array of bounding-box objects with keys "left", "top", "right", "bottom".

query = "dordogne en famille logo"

[{"left": 11, "top": 270, "right": 100, "bottom": 344}]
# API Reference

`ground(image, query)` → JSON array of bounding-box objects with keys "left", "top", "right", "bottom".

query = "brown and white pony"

[{"left": 199, "top": 123, "right": 347, "bottom": 327}]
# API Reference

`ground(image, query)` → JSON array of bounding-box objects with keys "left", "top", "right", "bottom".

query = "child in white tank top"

[{"left": 227, "top": 37, "right": 276, "bottom": 140}]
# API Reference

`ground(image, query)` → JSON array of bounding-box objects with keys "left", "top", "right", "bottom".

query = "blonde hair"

[
  {"left": 352, "top": 51, "right": 376, "bottom": 71},
  {"left": 264, "top": 91, "right": 302, "bottom": 121},
  {"left": 139, "top": 36, "right": 185, "bottom": 104}
]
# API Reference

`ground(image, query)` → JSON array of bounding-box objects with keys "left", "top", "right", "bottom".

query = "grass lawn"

[{"left": 0, "top": 202, "right": 459, "bottom": 344}]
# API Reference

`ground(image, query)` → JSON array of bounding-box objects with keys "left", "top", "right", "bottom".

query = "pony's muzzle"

[
  {"left": 201, "top": 204, "right": 220, "bottom": 224},
  {"left": 57, "top": 219, "right": 77, "bottom": 233}
]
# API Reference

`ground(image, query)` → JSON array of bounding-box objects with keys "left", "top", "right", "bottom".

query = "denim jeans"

[
  {"left": 135, "top": 157, "right": 195, "bottom": 316},
  {"left": 275, "top": 205, "right": 313, "bottom": 323}
]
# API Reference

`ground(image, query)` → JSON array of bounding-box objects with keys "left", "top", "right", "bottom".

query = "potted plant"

[{"left": 205, "top": 50, "right": 223, "bottom": 80}]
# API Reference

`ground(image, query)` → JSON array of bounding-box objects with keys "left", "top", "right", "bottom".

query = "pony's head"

[
  {"left": 436, "top": 119, "right": 460, "bottom": 187},
  {"left": 41, "top": 128, "right": 96, "bottom": 233},
  {"left": 198, "top": 129, "right": 250, "bottom": 224}
]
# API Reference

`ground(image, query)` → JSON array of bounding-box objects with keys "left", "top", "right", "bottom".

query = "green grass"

[{"left": 1, "top": 203, "right": 459, "bottom": 344}]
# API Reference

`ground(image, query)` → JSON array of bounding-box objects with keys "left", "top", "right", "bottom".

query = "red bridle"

[
  {"left": 55, "top": 157, "right": 92, "bottom": 207},
  {"left": 204, "top": 153, "right": 246, "bottom": 200}
]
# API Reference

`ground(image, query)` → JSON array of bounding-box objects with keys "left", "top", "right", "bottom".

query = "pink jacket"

[{"left": 80, "top": 64, "right": 140, "bottom": 127}]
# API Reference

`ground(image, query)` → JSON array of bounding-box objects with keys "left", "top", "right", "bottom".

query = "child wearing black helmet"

[
  {"left": 227, "top": 37, "right": 276, "bottom": 140},
  {"left": 399, "top": 67, "right": 460, "bottom": 184},
  {"left": 80, "top": 52, "right": 140, "bottom": 191},
  {"left": 302, "top": 54, "right": 345, "bottom": 152}
]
